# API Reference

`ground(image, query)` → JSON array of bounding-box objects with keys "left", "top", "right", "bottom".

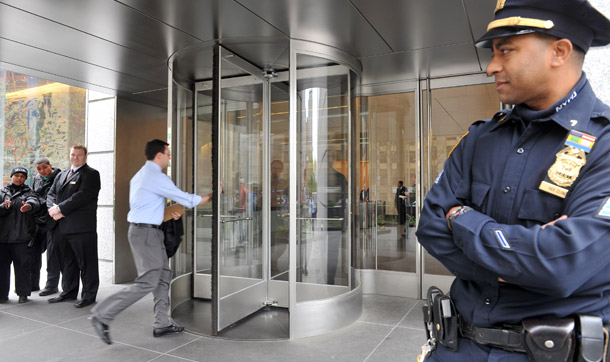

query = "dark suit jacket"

[{"left": 47, "top": 163, "right": 101, "bottom": 235}]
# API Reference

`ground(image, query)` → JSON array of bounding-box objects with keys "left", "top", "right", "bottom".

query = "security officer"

[
  {"left": 0, "top": 167, "right": 40, "bottom": 304},
  {"left": 416, "top": 0, "right": 610, "bottom": 361},
  {"left": 31, "top": 158, "right": 62, "bottom": 296}
]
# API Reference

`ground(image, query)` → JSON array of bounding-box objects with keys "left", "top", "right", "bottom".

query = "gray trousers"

[{"left": 91, "top": 224, "right": 171, "bottom": 329}]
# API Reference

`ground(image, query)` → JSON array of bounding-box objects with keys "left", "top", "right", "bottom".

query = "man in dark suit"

[{"left": 47, "top": 144, "right": 101, "bottom": 308}]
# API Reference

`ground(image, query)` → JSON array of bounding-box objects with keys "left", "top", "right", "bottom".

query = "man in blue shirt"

[
  {"left": 417, "top": 0, "right": 610, "bottom": 361},
  {"left": 90, "top": 139, "right": 214, "bottom": 344}
]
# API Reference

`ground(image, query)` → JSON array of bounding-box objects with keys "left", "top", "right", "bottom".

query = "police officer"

[
  {"left": 416, "top": 0, "right": 610, "bottom": 361},
  {"left": 0, "top": 167, "right": 40, "bottom": 304}
]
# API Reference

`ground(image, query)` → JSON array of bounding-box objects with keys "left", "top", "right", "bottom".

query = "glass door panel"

[
  {"left": 270, "top": 83, "right": 290, "bottom": 282},
  {"left": 193, "top": 88, "right": 214, "bottom": 299},
  {"left": 421, "top": 83, "right": 499, "bottom": 293},
  {"left": 295, "top": 54, "right": 350, "bottom": 300},
  {"left": 216, "top": 48, "right": 265, "bottom": 332},
  {"left": 366, "top": 92, "right": 417, "bottom": 273}
]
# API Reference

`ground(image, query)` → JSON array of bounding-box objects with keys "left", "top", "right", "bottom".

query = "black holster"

[{"left": 423, "top": 286, "right": 458, "bottom": 351}]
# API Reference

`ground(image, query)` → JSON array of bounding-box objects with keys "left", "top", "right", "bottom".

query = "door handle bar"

[
  {"left": 220, "top": 217, "right": 253, "bottom": 223},
  {"left": 295, "top": 217, "right": 344, "bottom": 221}
]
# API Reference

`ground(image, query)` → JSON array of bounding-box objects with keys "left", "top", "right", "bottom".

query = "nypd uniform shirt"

[{"left": 416, "top": 74, "right": 610, "bottom": 327}]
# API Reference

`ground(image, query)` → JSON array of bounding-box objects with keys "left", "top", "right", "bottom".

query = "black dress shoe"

[
  {"left": 39, "top": 287, "right": 59, "bottom": 296},
  {"left": 74, "top": 299, "right": 95, "bottom": 308},
  {"left": 0, "top": 296, "right": 8, "bottom": 303},
  {"left": 153, "top": 324, "right": 184, "bottom": 338},
  {"left": 18, "top": 296, "right": 28, "bottom": 304},
  {"left": 48, "top": 294, "right": 77, "bottom": 303},
  {"left": 90, "top": 316, "right": 112, "bottom": 344}
]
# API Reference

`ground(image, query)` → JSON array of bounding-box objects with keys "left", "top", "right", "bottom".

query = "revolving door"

[{"left": 169, "top": 43, "right": 362, "bottom": 338}]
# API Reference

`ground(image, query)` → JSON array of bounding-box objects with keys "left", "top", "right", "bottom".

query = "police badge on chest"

[{"left": 539, "top": 130, "right": 596, "bottom": 198}]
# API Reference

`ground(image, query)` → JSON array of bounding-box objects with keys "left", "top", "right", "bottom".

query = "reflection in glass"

[
  {"left": 218, "top": 83, "right": 264, "bottom": 280},
  {"left": 423, "top": 84, "right": 499, "bottom": 276},
  {"left": 362, "top": 92, "right": 417, "bottom": 273},
  {"left": 270, "top": 91, "right": 290, "bottom": 280},
  {"left": 195, "top": 90, "right": 213, "bottom": 276},
  {"left": 296, "top": 55, "right": 350, "bottom": 289}
]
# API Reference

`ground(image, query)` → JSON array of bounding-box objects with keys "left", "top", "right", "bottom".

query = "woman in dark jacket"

[{"left": 0, "top": 167, "right": 40, "bottom": 303}]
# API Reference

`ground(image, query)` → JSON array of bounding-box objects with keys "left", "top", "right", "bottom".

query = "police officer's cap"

[
  {"left": 10, "top": 167, "right": 28, "bottom": 179},
  {"left": 476, "top": 0, "right": 610, "bottom": 52}
]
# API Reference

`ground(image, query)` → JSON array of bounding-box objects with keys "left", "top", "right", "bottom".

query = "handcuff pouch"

[{"left": 522, "top": 318, "right": 575, "bottom": 362}]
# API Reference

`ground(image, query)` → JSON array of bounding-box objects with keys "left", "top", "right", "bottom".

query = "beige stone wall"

[{"left": 585, "top": 0, "right": 610, "bottom": 105}]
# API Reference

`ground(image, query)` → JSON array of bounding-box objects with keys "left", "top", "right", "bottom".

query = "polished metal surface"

[
  {"left": 0, "top": 0, "right": 497, "bottom": 104},
  {"left": 350, "top": 0, "right": 477, "bottom": 51},
  {"left": 291, "top": 281, "right": 362, "bottom": 339},
  {"left": 218, "top": 279, "right": 267, "bottom": 331},
  {"left": 236, "top": 0, "right": 392, "bottom": 57},
  {"left": 357, "top": 269, "right": 420, "bottom": 298},
  {"left": 169, "top": 273, "right": 193, "bottom": 313}
]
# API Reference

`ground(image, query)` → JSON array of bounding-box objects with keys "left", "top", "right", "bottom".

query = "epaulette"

[
  {"left": 491, "top": 110, "right": 510, "bottom": 123},
  {"left": 591, "top": 114, "right": 610, "bottom": 126}
]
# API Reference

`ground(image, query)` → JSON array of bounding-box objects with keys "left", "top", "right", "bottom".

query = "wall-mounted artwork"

[{"left": 0, "top": 70, "right": 86, "bottom": 185}]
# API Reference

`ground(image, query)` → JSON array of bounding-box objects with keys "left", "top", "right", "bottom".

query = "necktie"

[{"left": 66, "top": 169, "right": 74, "bottom": 183}]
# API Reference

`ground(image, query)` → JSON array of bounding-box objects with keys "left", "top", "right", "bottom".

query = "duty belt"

[
  {"left": 460, "top": 319, "right": 526, "bottom": 353},
  {"left": 423, "top": 287, "right": 608, "bottom": 361}
]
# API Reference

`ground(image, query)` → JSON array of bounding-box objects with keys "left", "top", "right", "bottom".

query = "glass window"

[
  {"left": 423, "top": 83, "right": 500, "bottom": 276},
  {"left": 355, "top": 83, "right": 499, "bottom": 279},
  {"left": 296, "top": 55, "right": 350, "bottom": 292},
  {"left": 362, "top": 92, "right": 417, "bottom": 273}
]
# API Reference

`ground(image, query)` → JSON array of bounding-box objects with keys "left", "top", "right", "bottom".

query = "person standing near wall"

[
  {"left": 90, "top": 139, "right": 216, "bottom": 345},
  {"left": 416, "top": 0, "right": 610, "bottom": 360},
  {"left": 31, "top": 157, "right": 62, "bottom": 297},
  {"left": 47, "top": 144, "right": 101, "bottom": 308},
  {"left": 0, "top": 167, "right": 40, "bottom": 304}
]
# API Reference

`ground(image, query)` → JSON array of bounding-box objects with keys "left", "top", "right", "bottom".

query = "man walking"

[
  {"left": 90, "top": 139, "right": 215, "bottom": 344},
  {"left": 47, "top": 144, "right": 101, "bottom": 308}
]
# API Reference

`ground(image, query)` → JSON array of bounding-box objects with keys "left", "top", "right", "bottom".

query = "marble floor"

[{"left": 0, "top": 282, "right": 426, "bottom": 362}]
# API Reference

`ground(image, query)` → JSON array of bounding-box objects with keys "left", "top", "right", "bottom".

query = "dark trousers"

[
  {"left": 55, "top": 229, "right": 99, "bottom": 301},
  {"left": 427, "top": 338, "right": 528, "bottom": 361},
  {"left": 31, "top": 227, "right": 62, "bottom": 290},
  {"left": 0, "top": 243, "right": 33, "bottom": 298},
  {"left": 397, "top": 205, "right": 407, "bottom": 225}
]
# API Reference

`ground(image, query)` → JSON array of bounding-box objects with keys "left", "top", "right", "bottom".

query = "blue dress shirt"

[{"left": 127, "top": 161, "right": 202, "bottom": 225}]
